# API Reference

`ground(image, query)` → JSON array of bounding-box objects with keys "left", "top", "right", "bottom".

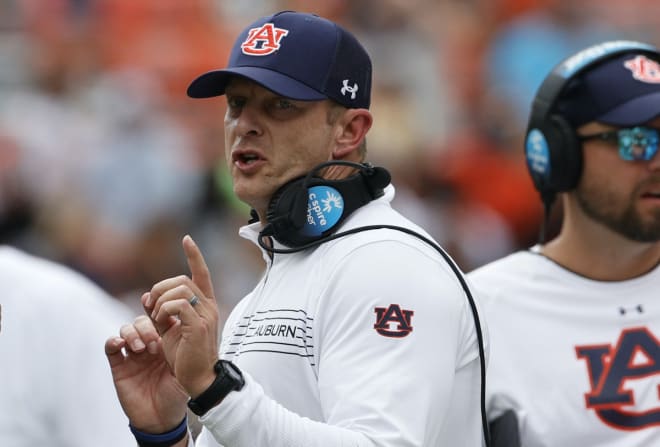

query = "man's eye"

[
  {"left": 275, "top": 99, "right": 294, "bottom": 109},
  {"left": 227, "top": 97, "right": 245, "bottom": 108}
]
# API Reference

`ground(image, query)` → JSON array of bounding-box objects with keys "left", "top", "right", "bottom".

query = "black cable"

[{"left": 538, "top": 191, "right": 556, "bottom": 245}]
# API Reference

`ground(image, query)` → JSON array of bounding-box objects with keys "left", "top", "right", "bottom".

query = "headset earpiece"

[
  {"left": 526, "top": 107, "right": 582, "bottom": 195},
  {"left": 546, "top": 114, "right": 582, "bottom": 191},
  {"left": 262, "top": 176, "right": 308, "bottom": 242},
  {"left": 550, "top": 114, "right": 582, "bottom": 191},
  {"left": 262, "top": 162, "right": 391, "bottom": 248}
]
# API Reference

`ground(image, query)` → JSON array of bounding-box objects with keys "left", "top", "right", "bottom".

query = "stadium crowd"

[{"left": 1, "top": 0, "right": 659, "bottom": 315}]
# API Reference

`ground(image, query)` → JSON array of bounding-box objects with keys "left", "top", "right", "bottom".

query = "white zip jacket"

[{"left": 192, "top": 185, "right": 487, "bottom": 447}]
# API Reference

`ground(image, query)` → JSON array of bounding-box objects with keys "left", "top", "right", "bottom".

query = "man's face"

[
  {"left": 223, "top": 78, "right": 340, "bottom": 217},
  {"left": 575, "top": 117, "right": 660, "bottom": 242}
]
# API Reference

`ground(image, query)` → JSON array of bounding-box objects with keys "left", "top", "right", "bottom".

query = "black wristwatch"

[{"left": 187, "top": 359, "right": 245, "bottom": 416}]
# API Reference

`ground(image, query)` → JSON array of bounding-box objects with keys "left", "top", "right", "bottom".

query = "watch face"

[
  {"left": 223, "top": 361, "right": 245, "bottom": 389},
  {"left": 226, "top": 366, "right": 240, "bottom": 380}
]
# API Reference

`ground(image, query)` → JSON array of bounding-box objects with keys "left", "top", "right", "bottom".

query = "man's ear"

[{"left": 332, "top": 108, "right": 373, "bottom": 160}]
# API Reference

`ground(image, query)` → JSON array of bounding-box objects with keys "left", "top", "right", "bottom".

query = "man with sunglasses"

[{"left": 468, "top": 42, "right": 660, "bottom": 446}]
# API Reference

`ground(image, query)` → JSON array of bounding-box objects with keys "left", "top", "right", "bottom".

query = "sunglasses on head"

[{"left": 578, "top": 126, "right": 659, "bottom": 161}]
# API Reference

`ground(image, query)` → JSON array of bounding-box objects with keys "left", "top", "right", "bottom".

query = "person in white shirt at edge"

[
  {"left": 0, "top": 245, "right": 136, "bottom": 446},
  {"left": 468, "top": 40, "right": 660, "bottom": 447},
  {"left": 104, "top": 10, "right": 489, "bottom": 447}
]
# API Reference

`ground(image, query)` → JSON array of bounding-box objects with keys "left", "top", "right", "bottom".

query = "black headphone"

[
  {"left": 525, "top": 40, "right": 660, "bottom": 201},
  {"left": 259, "top": 161, "right": 391, "bottom": 249},
  {"left": 254, "top": 160, "right": 492, "bottom": 447}
]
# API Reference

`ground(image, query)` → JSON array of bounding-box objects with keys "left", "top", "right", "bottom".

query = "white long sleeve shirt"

[
  {"left": 193, "top": 185, "right": 487, "bottom": 447},
  {"left": 469, "top": 248, "right": 660, "bottom": 447}
]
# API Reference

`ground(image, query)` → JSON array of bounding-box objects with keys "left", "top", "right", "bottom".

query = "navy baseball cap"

[
  {"left": 557, "top": 51, "right": 660, "bottom": 127},
  {"left": 187, "top": 11, "right": 372, "bottom": 109}
]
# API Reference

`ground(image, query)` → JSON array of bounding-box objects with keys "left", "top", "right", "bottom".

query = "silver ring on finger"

[{"left": 189, "top": 295, "right": 200, "bottom": 307}]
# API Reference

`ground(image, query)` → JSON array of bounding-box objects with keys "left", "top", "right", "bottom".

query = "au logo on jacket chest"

[{"left": 374, "top": 304, "right": 414, "bottom": 338}]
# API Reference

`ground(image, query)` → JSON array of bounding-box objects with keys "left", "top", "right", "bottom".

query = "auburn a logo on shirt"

[
  {"left": 241, "top": 23, "right": 289, "bottom": 56},
  {"left": 374, "top": 304, "right": 414, "bottom": 338},
  {"left": 575, "top": 326, "right": 660, "bottom": 430}
]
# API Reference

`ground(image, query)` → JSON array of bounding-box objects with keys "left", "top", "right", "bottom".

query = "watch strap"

[{"left": 187, "top": 359, "right": 245, "bottom": 416}]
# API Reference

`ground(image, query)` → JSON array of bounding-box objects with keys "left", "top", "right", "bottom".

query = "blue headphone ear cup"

[
  {"left": 526, "top": 114, "right": 582, "bottom": 197},
  {"left": 262, "top": 164, "right": 390, "bottom": 248}
]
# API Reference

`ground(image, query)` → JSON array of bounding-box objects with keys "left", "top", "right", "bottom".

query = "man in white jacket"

[{"left": 105, "top": 11, "right": 489, "bottom": 447}]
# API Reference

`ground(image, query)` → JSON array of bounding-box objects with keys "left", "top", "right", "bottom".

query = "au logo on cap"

[
  {"left": 241, "top": 23, "right": 289, "bottom": 56},
  {"left": 624, "top": 55, "right": 660, "bottom": 84}
]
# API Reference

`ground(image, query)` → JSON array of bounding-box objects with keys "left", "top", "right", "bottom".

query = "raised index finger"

[{"left": 182, "top": 235, "right": 214, "bottom": 301}]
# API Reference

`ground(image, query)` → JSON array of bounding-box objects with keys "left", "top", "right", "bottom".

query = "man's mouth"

[
  {"left": 233, "top": 150, "right": 263, "bottom": 165},
  {"left": 240, "top": 153, "right": 259, "bottom": 164}
]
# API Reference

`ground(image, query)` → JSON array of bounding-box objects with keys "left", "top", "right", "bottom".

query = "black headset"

[
  {"left": 255, "top": 160, "right": 491, "bottom": 447},
  {"left": 260, "top": 161, "right": 391, "bottom": 248},
  {"left": 525, "top": 40, "right": 660, "bottom": 202}
]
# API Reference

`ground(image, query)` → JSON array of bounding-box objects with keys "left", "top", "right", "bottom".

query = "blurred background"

[{"left": 1, "top": 0, "right": 659, "bottom": 314}]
